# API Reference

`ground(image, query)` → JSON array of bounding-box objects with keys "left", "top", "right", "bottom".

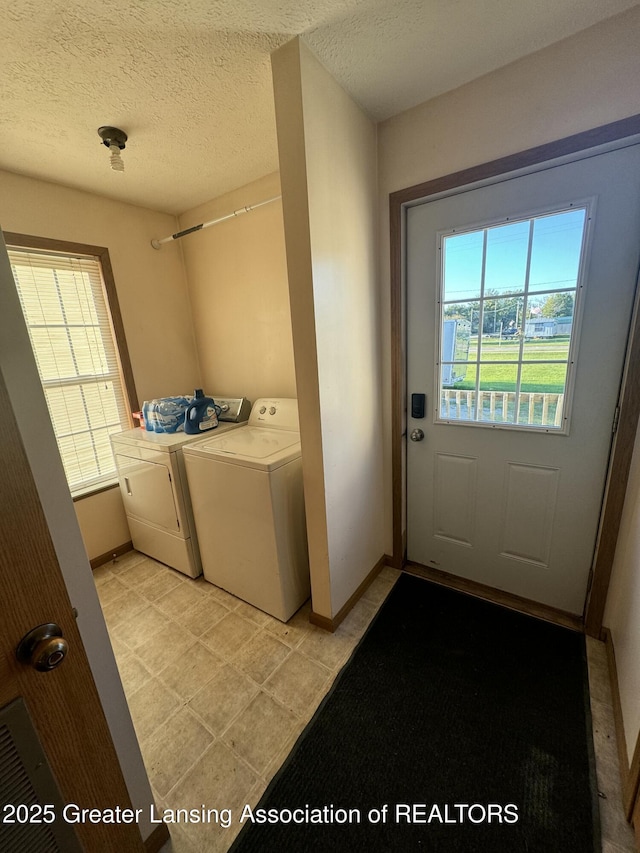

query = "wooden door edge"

[
  {"left": 144, "top": 823, "right": 170, "bottom": 852},
  {"left": 0, "top": 366, "right": 145, "bottom": 851}
]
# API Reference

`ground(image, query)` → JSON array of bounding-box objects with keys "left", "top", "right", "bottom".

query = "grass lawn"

[{"left": 454, "top": 337, "right": 569, "bottom": 394}]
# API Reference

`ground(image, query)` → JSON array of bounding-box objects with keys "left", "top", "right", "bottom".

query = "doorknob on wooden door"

[
  {"left": 16, "top": 623, "right": 68, "bottom": 671},
  {"left": 410, "top": 429, "right": 425, "bottom": 442}
]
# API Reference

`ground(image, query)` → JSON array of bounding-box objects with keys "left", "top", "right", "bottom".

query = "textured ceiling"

[{"left": 1, "top": 0, "right": 636, "bottom": 214}]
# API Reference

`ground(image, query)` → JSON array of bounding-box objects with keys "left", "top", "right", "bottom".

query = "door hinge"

[{"left": 612, "top": 406, "right": 620, "bottom": 435}]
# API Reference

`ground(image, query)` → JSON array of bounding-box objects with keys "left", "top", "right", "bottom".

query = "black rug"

[{"left": 231, "top": 574, "right": 599, "bottom": 852}]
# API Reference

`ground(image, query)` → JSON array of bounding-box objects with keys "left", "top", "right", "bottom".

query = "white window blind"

[{"left": 9, "top": 247, "right": 131, "bottom": 496}]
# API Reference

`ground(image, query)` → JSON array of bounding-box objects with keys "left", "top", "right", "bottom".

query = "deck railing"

[{"left": 440, "top": 389, "right": 565, "bottom": 428}]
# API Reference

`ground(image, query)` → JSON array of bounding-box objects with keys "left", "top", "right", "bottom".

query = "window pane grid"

[
  {"left": 442, "top": 360, "right": 569, "bottom": 366},
  {"left": 438, "top": 207, "right": 586, "bottom": 431},
  {"left": 442, "top": 285, "right": 576, "bottom": 308},
  {"left": 9, "top": 248, "right": 130, "bottom": 494}
]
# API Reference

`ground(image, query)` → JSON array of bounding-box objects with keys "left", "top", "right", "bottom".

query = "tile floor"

[
  {"left": 94, "top": 551, "right": 637, "bottom": 853},
  {"left": 94, "top": 550, "right": 398, "bottom": 852}
]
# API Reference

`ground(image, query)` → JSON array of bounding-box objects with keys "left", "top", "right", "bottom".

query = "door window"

[{"left": 436, "top": 205, "right": 588, "bottom": 431}]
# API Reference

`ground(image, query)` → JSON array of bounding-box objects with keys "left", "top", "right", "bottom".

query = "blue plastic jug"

[{"left": 184, "top": 389, "right": 220, "bottom": 434}]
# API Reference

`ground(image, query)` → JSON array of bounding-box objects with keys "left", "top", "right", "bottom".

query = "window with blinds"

[{"left": 8, "top": 245, "right": 133, "bottom": 496}]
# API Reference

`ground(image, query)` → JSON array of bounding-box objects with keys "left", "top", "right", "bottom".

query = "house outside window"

[{"left": 6, "top": 234, "right": 137, "bottom": 498}]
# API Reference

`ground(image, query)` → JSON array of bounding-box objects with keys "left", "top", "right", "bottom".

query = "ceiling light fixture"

[{"left": 97, "top": 126, "right": 127, "bottom": 172}]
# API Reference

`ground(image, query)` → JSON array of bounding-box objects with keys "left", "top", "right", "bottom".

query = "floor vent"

[{"left": 0, "top": 698, "right": 82, "bottom": 852}]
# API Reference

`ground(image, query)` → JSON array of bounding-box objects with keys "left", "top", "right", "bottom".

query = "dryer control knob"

[
  {"left": 269, "top": 407, "right": 277, "bottom": 415},
  {"left": 259, "top": 406, "right": 267, "bottom": 414}
]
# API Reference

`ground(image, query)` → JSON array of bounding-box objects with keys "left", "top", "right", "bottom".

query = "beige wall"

[
  {"left": 73, "top": 487, "right": 131, "bottom": 560},
  {"left": 377, "top": 6, "right": 640, "bottom": 557},
  {"left": 604, "top": 418, "right": 640, "bottom": 766},
  {"left": 178, "top": 173, "right": 296, "bottom": 403},
  {"left": 0, "top": 169, "right": 201, "bottom": 558},
  {"left": 272, "top": 39, "right": 384, "bottom": 619}
]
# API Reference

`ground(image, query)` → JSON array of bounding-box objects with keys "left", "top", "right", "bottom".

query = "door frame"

[{"left": 389, "top": 113, "right": 640, "bottom": 637}]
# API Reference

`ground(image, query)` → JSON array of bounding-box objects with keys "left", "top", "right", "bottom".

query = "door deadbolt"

[
  {"left": 410, "top": 428, "right": 425, "bottom": 442},
  {"left": 16, "top": 623, "right": 68, "bottom": 672}
]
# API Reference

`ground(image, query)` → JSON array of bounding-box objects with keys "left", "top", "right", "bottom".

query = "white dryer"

[
  {"left": 183, "top": 398, "right": 310, "bottom": 621},
  {"left": 110, "top": 396, "right": 249, "bottom": 578}
]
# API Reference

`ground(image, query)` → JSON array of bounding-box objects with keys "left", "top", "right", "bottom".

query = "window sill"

[{"left": 71, "top": 478, "right": 120, "bottom": 502}]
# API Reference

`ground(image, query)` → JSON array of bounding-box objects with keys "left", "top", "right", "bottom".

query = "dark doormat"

[{"left": 230, "top": 574, "right": 600, "bottom": 852}]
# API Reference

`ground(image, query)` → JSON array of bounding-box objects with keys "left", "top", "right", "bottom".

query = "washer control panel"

[
  {"left": 213, "top": 396, "right": 252, "bottom": 423},
  {"left": 250, "top": 398, "right": 299, "bottom": 431}
]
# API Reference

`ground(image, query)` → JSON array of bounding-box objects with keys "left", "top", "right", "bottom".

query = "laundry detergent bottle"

[{"left": 184, "top": 389, "right": 220, "bottom": 434}]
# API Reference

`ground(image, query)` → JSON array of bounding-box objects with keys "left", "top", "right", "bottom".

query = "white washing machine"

[
  {"left": 110, "top": 396, "right": 250, "bottom": 577},
  {"left": 183, "top": 398, "right": 310, "bottom": 621}
]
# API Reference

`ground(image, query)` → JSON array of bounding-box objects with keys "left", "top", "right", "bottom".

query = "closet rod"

[{"left": 150, "top": 195, "right": 281, "bottom": 249}]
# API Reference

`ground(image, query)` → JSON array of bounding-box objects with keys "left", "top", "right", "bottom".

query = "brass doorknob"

[{"left": 16, "top": 623, "right": 68, "bottom": 672}]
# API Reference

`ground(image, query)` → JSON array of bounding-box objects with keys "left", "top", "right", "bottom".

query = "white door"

[{"left": 406, "top": 144, "right": 640, "bottom": 613}]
